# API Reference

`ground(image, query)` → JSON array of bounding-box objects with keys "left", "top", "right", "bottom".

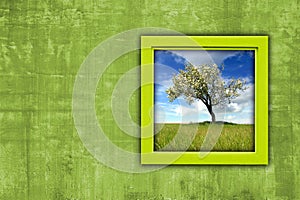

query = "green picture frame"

[{"left": 141, "top": 36, "right": 268, "bottom": 165}]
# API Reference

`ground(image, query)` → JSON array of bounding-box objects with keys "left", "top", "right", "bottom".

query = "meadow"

[{"left": 154, "top": 122, "right": 254, "bottom": 151}]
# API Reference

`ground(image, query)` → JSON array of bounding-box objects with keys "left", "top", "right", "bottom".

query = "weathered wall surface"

[{"left": 0, "top": 0, "right": 299, "bottom": 199}]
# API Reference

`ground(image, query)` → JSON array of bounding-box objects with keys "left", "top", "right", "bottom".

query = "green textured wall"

[{"left": 0, "top": 0, "right": 299, "bottom": 199}]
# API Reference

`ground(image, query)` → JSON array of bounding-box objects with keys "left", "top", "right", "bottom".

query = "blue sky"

[{"left": 154, "top": 50, "right": 255, "bottom": 124}]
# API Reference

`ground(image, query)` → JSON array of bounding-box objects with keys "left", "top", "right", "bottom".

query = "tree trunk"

[
  {"left": 206, "top": 104, "right": 216, "bottom": 123},
  {"left": 210, "top": 110, "right": 216, "bottom": 123}
]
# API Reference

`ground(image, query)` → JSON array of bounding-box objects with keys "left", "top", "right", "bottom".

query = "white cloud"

[
  {"left": 173, "top": 100, "right": 207, "bottom": 116},
  {"left": 222, "top": 83, "right": 254, "bottom": 124},
  {"left": 174, "top": 56, "right": 185, "bottom": 64},
  {"left": 155, "top": 99, "right": 210, "bottom": 123},
  {"left": 226, "top": 103, "right": 242, "bottom": 112},
  {"left": 170, "top": 50, "right": 239, "bottom": 67},
  {"left": 155, "top": 79, "right": 173, "bottom": 96},
  {"left": 154, "top": 63, "right": 178, "bottom": 83},
  {"left": 224, "top": 115, "right": 235, "bottom": 121},
  {"left": 171, "top": 50, "right": 214, "bottom": 66},
  {"left": 230, "top": 83, "right": 254, "bottom": 105}
]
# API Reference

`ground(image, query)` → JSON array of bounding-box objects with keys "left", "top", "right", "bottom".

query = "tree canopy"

[{"left": 166, "top": 63, "right": 247, "bottom": 122}]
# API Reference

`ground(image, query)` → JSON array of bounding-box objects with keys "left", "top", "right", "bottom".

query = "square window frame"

[{"left": 141, "top": 36, "right": 268, "bottom": 165}]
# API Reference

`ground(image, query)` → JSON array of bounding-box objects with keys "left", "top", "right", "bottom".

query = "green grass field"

[{"left": 154, "top": 123, "right": 254, "bottom": 152}]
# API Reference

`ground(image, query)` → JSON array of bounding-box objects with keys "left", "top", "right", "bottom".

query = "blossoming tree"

[{"left": 166, "top": 63, "right": 247, "bottom": 123}]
